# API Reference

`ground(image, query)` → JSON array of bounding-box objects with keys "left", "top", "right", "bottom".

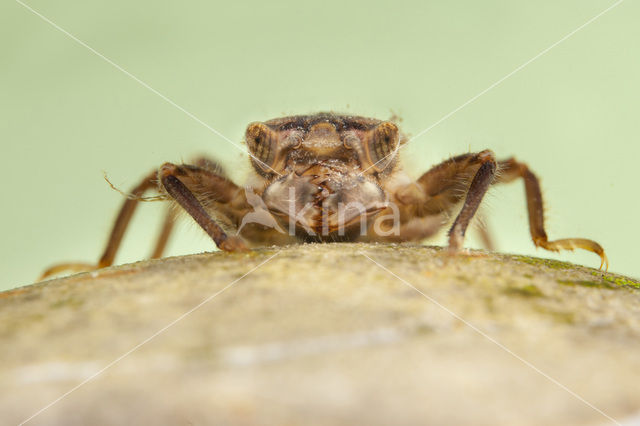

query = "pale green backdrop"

[{"left": 1, "top": 0, "right": 638, "bottom": 291}]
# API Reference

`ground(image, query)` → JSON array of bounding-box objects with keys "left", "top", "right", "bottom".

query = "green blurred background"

[{"left": 1, "top": 0, "right": 638, "bottom": 291}]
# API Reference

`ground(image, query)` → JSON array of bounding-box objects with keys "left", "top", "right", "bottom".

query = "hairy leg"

[
  {"left": 42, "top": 160, "right": 244, "bottom": 278},
  {"left": 396, "top": 151, "right": 492, "bottom": 215},
  {"left": 447, "top": 151, "right": 497, "bottom": 251},
  {"left": 159, "top": 163, "right": 247, "bottom": 252},
  {"left": 149, "top": 155, "right": 229, "bottom": 259},
  {"left": 41, "top": 170, "right": 160, "bottom": 278},
  {"left": 393, "top": 150, "right": 496, "bottom": 249},
  {"left": 497, "top": 158, "right": 608, "bottom": 269},
  {"left": 150, "top": 206, "right": 176, "bottom": 259}
]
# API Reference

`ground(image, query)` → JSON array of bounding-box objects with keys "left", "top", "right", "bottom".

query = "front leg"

[
  {"left": 159, "top": 163, "right": 248, "bottom": 252},
  {"left": 394, "top": 150, "right": 496, "bottom": 250},
  {"left": 447, "top": 151, "right": 497, "bottom": 252}
]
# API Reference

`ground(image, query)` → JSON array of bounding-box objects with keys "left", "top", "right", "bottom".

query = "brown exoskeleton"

[{"left": 42, "top": 112, "right": 608, "bottom": 277}]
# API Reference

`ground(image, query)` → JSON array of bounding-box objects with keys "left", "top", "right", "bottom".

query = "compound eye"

[
  {"left": 367, "top": 121, "right": 399, "bottom": 171},
  {"left": 246, "top": 122, "right": 277, "bottom": 171}
]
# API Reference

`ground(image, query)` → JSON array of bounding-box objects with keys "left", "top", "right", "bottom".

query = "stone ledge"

[{"left": 2, "top": 243, "right": 639, "bottom": 425}]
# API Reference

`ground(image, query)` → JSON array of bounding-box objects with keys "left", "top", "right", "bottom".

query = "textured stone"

[{"left": 1, "top": 243, "right": 639, "bottom": 425}]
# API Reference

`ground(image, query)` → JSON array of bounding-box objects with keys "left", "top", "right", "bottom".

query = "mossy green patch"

[
  {"left": 557, "top": 280, "right": 615, "bottom": 290},
  {"left": 601, "top": 275, "right": 640, "bottom": 290},
  {"left": 504, "top": 284, "right": 544, "bottom": 298},
  {"left": 582, "top": 273, "right": 640, "bottom": 290},
  {"left": 513, "top": 256, "right": 573, "bottom": 270}
]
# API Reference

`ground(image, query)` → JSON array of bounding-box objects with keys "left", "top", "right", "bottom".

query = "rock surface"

[{"left": 1, "top": 243, "right": 640, "bottom": 426}]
